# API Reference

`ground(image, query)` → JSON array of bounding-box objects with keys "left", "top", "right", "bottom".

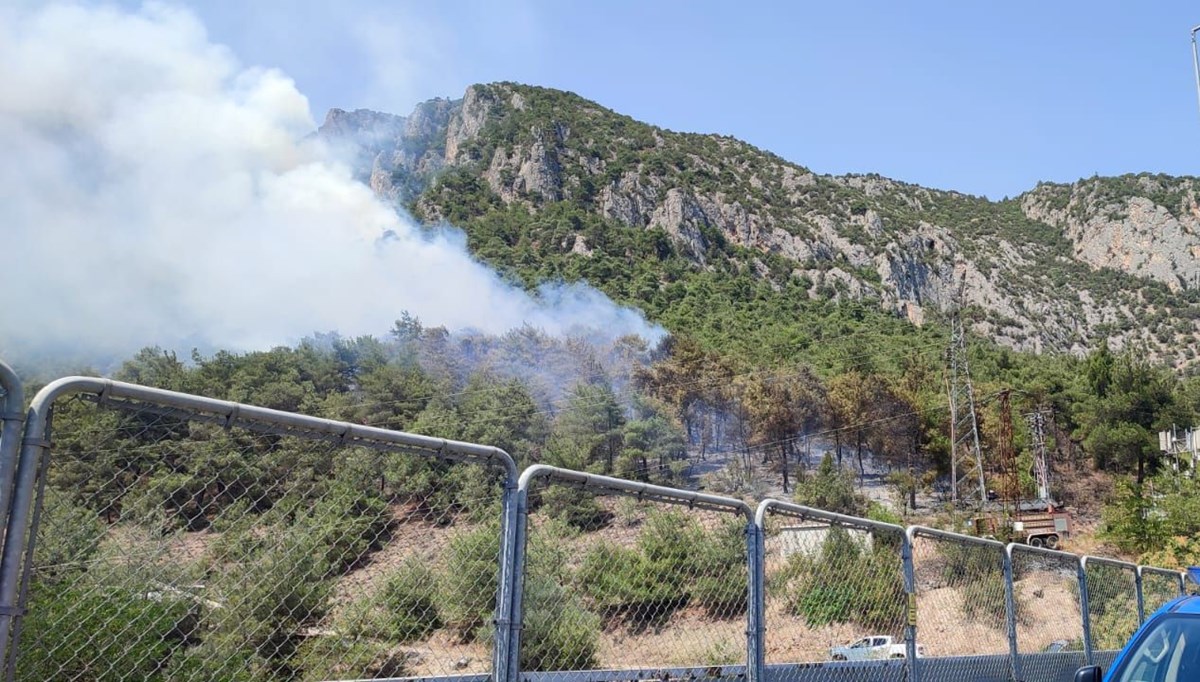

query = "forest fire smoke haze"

[{"left": 0, "top": 3, "right": 663, "bottom": 369}]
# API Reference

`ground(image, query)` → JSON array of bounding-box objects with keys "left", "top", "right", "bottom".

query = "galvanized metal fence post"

[
  {"left": 505, "top": 486, "right": 529, "bottom": 682},
  {"left": 1135, "top": 565, "right": 1146, "bottom": 625},
  {"left": 0, "top": 373, "right": 57, "bottom": 678},
  {"left": 1002, "top": 546, "right": 1021, "bottom": 682},
  {"left": 1078, "top": 557, "right": 1094, "bottom": 666},
  {"left": 0, "top": 357, "right": 25, "bottom": 669},
  {"left": 0, "top": 359, "right": 23, "bottom": 548},
  {"left": 746, "top": 520, "right": 765, "bottom": 682},
  {"left": 493, "top": 468, "right": 521, "bottom": 682},
  {"left": 901, "top": 532, "right": 920, "bottom": 682}
]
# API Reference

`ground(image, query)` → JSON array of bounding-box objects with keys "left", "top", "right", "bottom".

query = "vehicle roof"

[{"left": 1166, "top": 595, "right": 1200, "bottom": 615}]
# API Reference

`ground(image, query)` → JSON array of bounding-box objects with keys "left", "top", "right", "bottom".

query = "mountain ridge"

[{"left": 319, "top": 82, "right": 1200, "bottom": 369}]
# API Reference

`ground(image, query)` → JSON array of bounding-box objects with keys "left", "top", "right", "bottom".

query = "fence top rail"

[
  {"left": 0, "top": 358, "right": 22, "bottom": 419},
  {"left": 754, "top": 499, "right": 905, "bottom": 536},
  {"left": 24, "top": 376, "right": 518, "bottom": 481},
  {"left": 518, "top": 464, "right": 754, "bottom": 519},
  {"left": 1139, "top": 565, "right": 1186, "bottom": 581},
  {"left": 1005, "top": 541, "right": 1081, "bottom": 564},
  {"left": 1082, "top": 555, "right": 1138, "bottom": 572},
  {"left": 906, "top": 524, "right": 1006, "bottom": 550}
]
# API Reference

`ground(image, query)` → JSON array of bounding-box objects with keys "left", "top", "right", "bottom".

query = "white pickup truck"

[{"left": 830, "top": 636, "right": 923, "bottom": 661}]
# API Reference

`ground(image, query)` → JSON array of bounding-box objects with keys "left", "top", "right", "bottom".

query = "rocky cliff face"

[
  {"left": 318, "top": 83, "right": 1200, "bottom": 368},
  {"left": 1021, "top": 176, "right": 1200, "bottom": 293}
]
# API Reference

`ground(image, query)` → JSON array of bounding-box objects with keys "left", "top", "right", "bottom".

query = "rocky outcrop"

[
  {"left": 1022, "top": 177, "right": 1200, "bottom": 292},
  {"left": 319, "top": 99, "right": 456, "bottom": 203}
]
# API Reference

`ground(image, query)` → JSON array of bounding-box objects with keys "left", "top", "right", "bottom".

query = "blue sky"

[{"left": 169, "top": 1, "right": 1199, "bottom": 198}]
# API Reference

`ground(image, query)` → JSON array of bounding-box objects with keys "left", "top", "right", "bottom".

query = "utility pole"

[
  {"left": 997, "top": 390, "right": 1018, "bottom": 516},
  {"left": 1191, "top": 25, "right": 1200, "bottom": 122},
  {"left": 1025, "top": 407, "right": 1052, "bottom": 504},
  {"left": 947, "top": 309, "right": 987, "bottom": 507}
]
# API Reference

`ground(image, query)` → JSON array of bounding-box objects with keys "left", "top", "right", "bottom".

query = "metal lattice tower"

[
  {"left": 1025, "top": 408, "right": 1052, "bottom": 503},
  {"left": 947, "top": 312, "right": 986, "bottom": 507}
]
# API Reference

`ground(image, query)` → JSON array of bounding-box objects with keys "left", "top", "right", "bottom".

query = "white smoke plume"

[{"left": 0, "top": 3, "right": 662, "bottom": 369}]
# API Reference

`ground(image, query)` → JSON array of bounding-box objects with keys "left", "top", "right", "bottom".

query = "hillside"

[{"left": 319, "top": 83, "right": 1200, "bottom": 370}]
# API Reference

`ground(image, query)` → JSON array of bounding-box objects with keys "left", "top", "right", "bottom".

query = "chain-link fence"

[
  {"left": 757, "top": 501, "right": 909, "bottom": 682},
  {"left": 1, "top": 368, "right": 1194, "bottom": 682},
  {"left": 1138, "top": 567, "right": 1184, "bottom": 622},
  {"left": 908, "top": 527, "right": 1011, "bottom": 682},
  {"left": 1082, "top": 557, "right": 1139, "bottom": 667},
  {"left": 510, "top": 466, "right": 753, "bottom": 678},
  {"left": 2, "top": 379, "right": 518, "bottom": 682},
  {"left": 1009, "top": 544, "right": 1086, "bottom": 682}
]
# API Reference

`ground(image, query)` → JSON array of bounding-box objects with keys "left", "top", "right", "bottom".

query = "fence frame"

[
  {"left": 509, "top": 464, "right": 757, "bottom": 682},
  {"left": 907, "top": 525, "right": 1012, "bottom": 682},
  {"left": 1079, "top": 554, "right": 1139, "bottom": 668},
  {"left": 0, "top": 376, "right": 522, "bottom": 682},
  {"left": 1135, "top": 565, "right": 1185, "bottom": 624},
  {"left": 755, "top": 500, "right": 917, "bottom": 682},
  {"left": 1, "top": 367, "right": 1191, "bottom": 682},
  {"left": 1004, "top": 541, "right": 1090, "bottom": 680}
]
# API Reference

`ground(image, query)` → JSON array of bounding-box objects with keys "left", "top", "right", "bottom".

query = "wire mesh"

[
  {"left": 18, "top": 396, "right": 509, "bottom": 682},
  {"left": 909, "top": 531, "right": 1008, "bottom": 682},
  {"left": 1010, "top": 546, "right": 1086, "bottom": 681},
  {"left": 1141, "top": 568, "right": 1184, "bottom": 619},
  {"left": 517, "top": 484, "right": 749, "bottom": 673},
  {"left": 760, "top": 508, "right": 907, "bottom": 682},
  {"left": 1084, "top": 560, "right": 1138, "bottom": 654}
]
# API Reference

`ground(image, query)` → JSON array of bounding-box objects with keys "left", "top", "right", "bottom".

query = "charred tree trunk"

[{"left": 780, "top": 443, "right": 790, "bottom": 494}]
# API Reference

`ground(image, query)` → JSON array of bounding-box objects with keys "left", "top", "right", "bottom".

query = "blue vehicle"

[{"left": 1074, "top": 582, "right": 1200, "bottom": 682}]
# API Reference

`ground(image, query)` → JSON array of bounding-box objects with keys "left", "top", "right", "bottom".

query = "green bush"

[
  {"left": 578, "top": 543, "right": 681, "bottom": 620},
  {"left": 520, "top": 570, "right": 601, "bottom": 671},
  {"left": 18, "top": 583, "right": 194, "bottom": 682},
  {"left": 774, "top": 527, "right": 905, "bottom": 631},
  {"left": 161, "top": 631, "right": 268, "bottom": 682},
  {"left": 578, "top": 511, "right": 746, "bottom": 624},
  {"left": 539, "top": 484, "right": 611, "bottom": 531},
  {"left": 690, "top": 520, "right": 748, "bottom": 617},
  {"left": 518, "top": 519, "right": 600, "bottom": 671},
  {"left": 366, "top": 558, "right": 443, "bottom": 642},
  {"left": 293, "top": 636, "right": 412, "bottom": 682},
  {"left": 297, "top": 485, "right": 390, "bottom": 573},
  {"left": 939, "top": 542, "right": 1010, "bottom": 629},
  {"left": 179, "top": 499, "right": 340, "bottom": 673},
  {"left": 32, "top": 488, "right": 104, "bottom": 584},
  {"left": 441, "top": 523, "right": 500, "bottom": 641}
]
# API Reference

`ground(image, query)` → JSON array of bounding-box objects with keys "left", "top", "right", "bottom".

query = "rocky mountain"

[{"left": 320, "top": 83, "right": 1200, "bottom": 369}]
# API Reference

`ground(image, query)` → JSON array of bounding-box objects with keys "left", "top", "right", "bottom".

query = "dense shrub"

[
  {"left": 441, "top": 523, "right": 501, "bottom": 641},
  {"left": 370, "top": 558, "right": 443, "bottom": 642},
  {"left": 31, "top": 488, "right": 104, "bottom": 583},
  {"left": 18, "top": 584, "right": 195, "bottom": 682},
  {"left": 939, "top": 542, "right": 1012, "bottom": 629},
  {"left": 578, "top": 511, "right": 746, "bottom": 625},
  {"left": 292, "top": 637, "right": 412, "bottom": 682},
  {"left": 773, "top": 526, "right": 904, "bottom": 632},
  {"left": 520, "top": 570, "right": 601, "bottom": 671}
]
